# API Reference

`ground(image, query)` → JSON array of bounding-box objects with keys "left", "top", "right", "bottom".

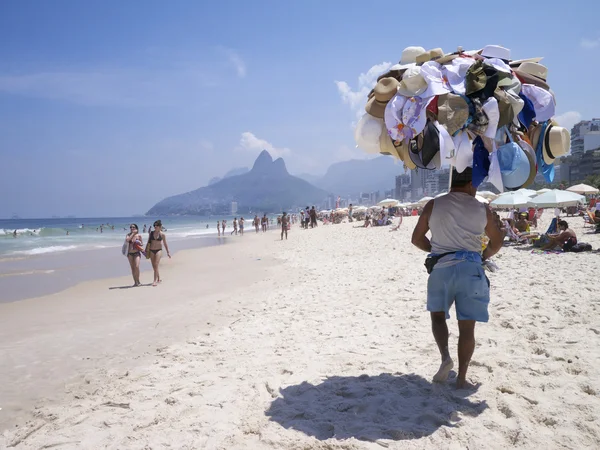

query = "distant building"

[
  {"left": 231, "top": 201, "right": 238, "bottom": 215},
  {"left": 395, "top": 174, "right": 411, "bottom": 201},
  {"left": 568, "top": 149, "right": 600, "bottom": 184},
  {"left": 570, "top": 119, "right": 600, "bottom": 155}
]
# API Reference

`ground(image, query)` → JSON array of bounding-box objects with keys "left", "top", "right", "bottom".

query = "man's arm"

[
  {"left": 411, "top": 200, "right": 433, "bottom": 252},
  {"left": 482, "top": 206, "right": 504, "bottom": 260}
]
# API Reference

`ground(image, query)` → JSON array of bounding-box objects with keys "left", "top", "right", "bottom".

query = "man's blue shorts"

[{"left": 427, "top": 261, "right": 490, "bottom": 322}]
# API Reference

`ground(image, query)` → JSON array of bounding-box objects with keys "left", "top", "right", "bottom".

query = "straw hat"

[
  {"left": 379, "top": 130, "right": 401, "bottom": 160},
  {"left": 396, "top": 66, "right": 428, "bottom": 97},
  {"left": 394, "top": 139, "right": 416, "bottom": 169},
  {"left": 378, "top": 46, "right": 426, "bottom": 81},
  {"left": 542, "top": 123, "right": 570, "bottom": 164},
  {"left": 437, "top": 93, "right": 469, "bottom": 135},
  {"left": 365, "top": 77, "right": 400, "bottom": 118},
  {"left": 415, "top": 48, "right": 445, "bottom": 65},
  {"left": 514, "top": 62, "right": 550, "bottom": 90},
  {"left": 509, "top": 57, "right": 544, "bottom": 68}
]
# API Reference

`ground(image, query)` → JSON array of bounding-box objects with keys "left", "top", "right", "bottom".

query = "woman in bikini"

[
  {"left": 125, "top": 224, "right": 143, "bottom": 286},
  {"left": 148, "top": 220, "right": 171, "bottom": 286}
]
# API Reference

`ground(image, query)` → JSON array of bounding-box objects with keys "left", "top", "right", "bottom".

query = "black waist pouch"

[{"left": 424, "top": 252, "right": 457, "bottom": 274}]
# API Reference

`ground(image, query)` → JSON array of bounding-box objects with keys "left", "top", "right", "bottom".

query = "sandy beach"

[{"left": 2, "top": 215, "right": 600, "bottom": 449}]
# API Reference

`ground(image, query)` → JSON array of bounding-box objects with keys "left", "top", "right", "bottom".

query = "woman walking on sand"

[
  {"left": 147, "top": 220, "right": 171, "bottom": 287},
  {"left": 239, "top": 217, "right": 245, "bottom": 235},
  {"left": 222, "top": 219, "right": 226, "bottom": 235},
  {"left": 125, "top": 224, "right": 143, "bottom": 286},
  {"left": 217, "top": 221, "right": 221, "bottom": 236}
]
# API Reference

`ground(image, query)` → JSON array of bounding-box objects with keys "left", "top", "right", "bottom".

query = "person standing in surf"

[
  {"left": 217, "top": 221, "right": 221, "bottom": 237},
  {"left": 125, "top": 224, "right": 143, "bottom": 286},
  {"left": 411, "top": 168, "right": 503, "bottom": 388},
  {"left": 147, "top": 220, "right": 171, "bottom": 287},
  {"left": 281, "top": 212, "right": 289, "bottom": 240}
]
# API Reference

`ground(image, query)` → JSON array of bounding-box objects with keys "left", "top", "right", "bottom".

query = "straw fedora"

[
  {"left": 378, "top": 46, "right": 426, "bottom": 81},
  {"left": 509, "top": 57, "right": 544, "bottom": 68},
  {"left": 396, "top": 66, "right": 428, "bottom": 97},
  {"left": 542, "top": 123, "right": 570, "bottom": 164},
  {"left": 514, "top": 62, "right": 549, "bottom": 90},
  {"left": 416, "top": 48, "right": 444, "bottom": 65},
  {"left": 365, "top": 77, "right": 400, "bottom": 118}
]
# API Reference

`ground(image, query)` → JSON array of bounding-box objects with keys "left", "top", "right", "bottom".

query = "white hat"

[
  {"left": 484, "top": 58, "right": 511, "bottom": 74},
  {"left": 482, "top": 97, "right": 500, "bottom": 139},
  {"left": 419, "top": 61, "right": 452, "bottom": 97},
  {"left": 542, "top": 124, "right": 570, "bottom": 164},
  {"left": 434, "top": 121, "right": 456, "bottom": 164},
  {"left": 397, "top": 66, "right": 428, "bottom": 97},
  {"left": 445, "top": 57, "right": 476, "bottom": 94},
  {"left": 481, "top": 45, "right": 511, "bottom": 61},
  {"left": 354, "top": 114, "right": 385, "bottom": 154},
  {"left": 384, "top": 94, "right": 430, "bottom": 142},
  {"left": 390, "top": 46, "right": 427, "bottom": 71},
  {"left": 452, "top": 131, "right": 474, "bottom": 173},
  {"left": 521, "top": 84, "right": 555, "bottom": 122}
]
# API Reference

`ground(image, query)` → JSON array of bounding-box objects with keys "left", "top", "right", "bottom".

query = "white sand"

[{"left": 2, "top": 215, "right": 600, "bottom": 449}]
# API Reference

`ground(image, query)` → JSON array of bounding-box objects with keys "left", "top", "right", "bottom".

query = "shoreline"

[{"left": 0, "top": 232, "right": 256, "bottom": 303}]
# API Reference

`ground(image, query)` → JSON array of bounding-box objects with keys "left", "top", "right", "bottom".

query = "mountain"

[
  {"left": 146, "top": 151, "right": 328, "bottom": 215},
  {"left": 299, "top": 156, "right": 403, "bottom": 195},
  {"left": 208, "top": 166, "right": 249, "bottom": 185}
]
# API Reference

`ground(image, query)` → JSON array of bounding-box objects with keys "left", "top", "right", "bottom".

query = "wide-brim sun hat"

[
  {"left": 379, "top": 129, "right": 401, "bottom": 159},
  {"left": 444, "top": 57, "right": 476, "bottom": 94},
  {"left": 419, "top": 61, "right": 452, "bottom": 97},
  {"left": 481, "top": 45, "right": 511, "bottom": 61},
  {"left": 437, "top": 93, "right": 469, "bottom": 135},
  {"left": 355, "top": 113, "right": 385, "bottom": 154},
  {"left": 415, "top": 48, "right": 445, "bottom": 65},
  {"left": 514, "top": 62, "right": 550, "bottom": 90},
  {"left": 497, "top": 138, "right": 531, "bottom": 189},
  {"left": 395, "top": 45, "right": 427, "bottom": 69},
  {"left": 517, "top": 137, "right": 538, "bottom": 188},
  {"left": 397, "top": 66, "right": 428, "bottom": 97}
]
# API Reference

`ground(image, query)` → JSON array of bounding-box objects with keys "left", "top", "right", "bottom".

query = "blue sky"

[{"left": 1, "top": 0, "right": 599, "bottom": 217}]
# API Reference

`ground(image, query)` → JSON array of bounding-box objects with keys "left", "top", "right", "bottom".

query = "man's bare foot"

[
  {"left": 456, "top": 378, "right": 480, "bottom": 390},
  {"left": 433, "top": 358, "right": 454, "bottom": 382}
]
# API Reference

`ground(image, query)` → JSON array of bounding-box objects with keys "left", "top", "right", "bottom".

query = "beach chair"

[{"left": 584, "top": 211, "right": 595, "bottom": 228}]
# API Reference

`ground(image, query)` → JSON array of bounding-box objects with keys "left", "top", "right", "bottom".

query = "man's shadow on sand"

[{"left": 265, "top": 373, "right": 487, "bottom": 442}]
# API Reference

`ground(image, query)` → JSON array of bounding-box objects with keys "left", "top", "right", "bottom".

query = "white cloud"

[
  {"left": 554, "top": 111, "right": 582, "bottom": 131},
  {"left": 334, "top": 61, "right": 392, "bottom": 117},
  {"left": 218, "top": 47, "right": 246, "bottom": 78},
  {"left": 238, "top": 132, "right": 291, "bottom": 158},
  {"left": 580, "top": 38, "right": 600, "bottom": 49}
]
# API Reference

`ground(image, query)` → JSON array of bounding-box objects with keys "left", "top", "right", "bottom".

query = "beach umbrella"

[
  {"left": 566, "top": 183, "right": 599, "bottom": 195},
  {"left": 490, "top": 192, "right": 532, "bottom": 208},
  {"left": 417, "top": 196, "right": 434, "bottom": 204},
  {"left": 477, "top": 190, "right": 499, "bottom": 200},
  {"left": 475, "top": 195, "right": 489, "bottom": 204},
  {"left": 378, "top": 198, "right": 399, "bottom": 207},
  {"left": 514, "top": 188, "right": 538, "bottom": 197},
  {"left": 528, "top": 190, "right": 586, "bottom": 208},
  {"left": 536, "top": 188, "right": 552, "bottom": 194}
]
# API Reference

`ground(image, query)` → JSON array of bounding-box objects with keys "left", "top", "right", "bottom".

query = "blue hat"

[
  {"left": 497, "top": 136, "right": 531, "bottom": 189},
  {"left": 472, "top": 137, "right": 490, "bottom": 188},
  {"left": 518, "top": 93, "right": 536, "bottom": 128}
]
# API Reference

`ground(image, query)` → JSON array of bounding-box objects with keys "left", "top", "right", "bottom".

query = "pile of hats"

[{"left": 354, "top": 45, "right": 569, "bottom": 191}]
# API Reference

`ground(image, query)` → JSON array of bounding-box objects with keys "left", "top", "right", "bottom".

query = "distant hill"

[
  {"left": 147, "top": 151, "right": 328, "bottom": 215},
  {"left": 208, "top": 166, "right": 249, "bottom": 185},
  {"left": 298, "top": 156, "right": 403, "bottom": 196}
]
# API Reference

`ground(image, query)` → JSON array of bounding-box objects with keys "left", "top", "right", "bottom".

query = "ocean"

[{"left": 0, "top": 215, "right": 276, "bottom": 302}]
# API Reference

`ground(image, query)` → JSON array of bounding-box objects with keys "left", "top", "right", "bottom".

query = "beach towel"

[{"left": 531, "top": 249, "right": 562, "bottom": 255}]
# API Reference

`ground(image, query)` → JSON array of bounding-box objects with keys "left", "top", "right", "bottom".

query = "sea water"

[{"left": 0, "top": 216, "right": 251, "bottom": 258}]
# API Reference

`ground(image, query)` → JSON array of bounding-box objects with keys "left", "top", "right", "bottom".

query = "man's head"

[
  {"left": 558, "top": 220, "right": 568, "bottom": 230},
  {"left": 450, "top": 167, "right": 476, "bottom": 196}
]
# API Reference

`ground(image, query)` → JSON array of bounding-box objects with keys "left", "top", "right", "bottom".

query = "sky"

[{"left": 1, "top": 0, "right": 599, "bottom": 218}]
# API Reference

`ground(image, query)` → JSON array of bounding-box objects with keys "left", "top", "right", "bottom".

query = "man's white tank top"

[{"left": 429, "top": 192, "right": 487, "bottom": 255}]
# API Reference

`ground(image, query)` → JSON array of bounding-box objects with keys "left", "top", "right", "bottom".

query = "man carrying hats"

[{"left": 411, "top": 168, "right": 504, "bottom": 389}]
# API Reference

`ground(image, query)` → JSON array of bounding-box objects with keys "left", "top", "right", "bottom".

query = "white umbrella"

[
  {"left": 528, "top": 190, "right": 586, "bottom": 208},
  {"left": 566, "top": 183, "right": 599, "bottom": 195},
  {"left": 515, "top": 188, "right": 538, "bottom": 197},
  {"left": 477, "top": 190, "right": 498, "bottom": 200},
  {"left": 378, "top": 198, "right": 399, "bottom": 207},
  {"left": 475, "top": 195, "right": 489, "bottom": 204},
  {"left": 417, "top": 196, "right": 434, "bottom": 204},
  {"left": 490, "top": 192, "right": 532, "bottom": 208},
  {"left": 536, "top": 188, "right": 552, "bottom": 194}
]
